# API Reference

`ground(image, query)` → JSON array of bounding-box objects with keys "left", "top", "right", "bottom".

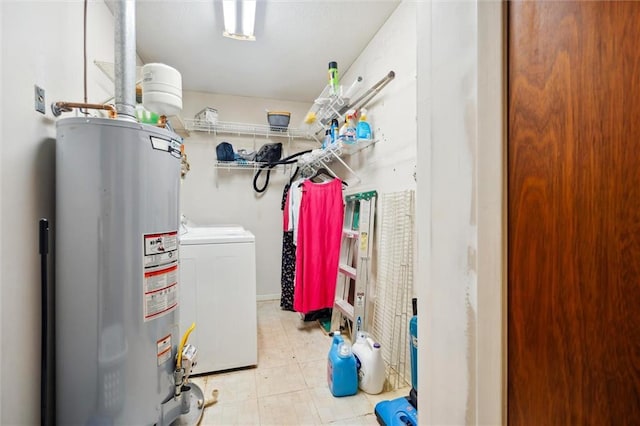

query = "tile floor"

[{"left": 190, "top": 300, "right": 410, "bottom": 425}]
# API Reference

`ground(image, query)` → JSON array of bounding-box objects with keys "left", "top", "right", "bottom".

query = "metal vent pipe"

[{"left": 114, "top": 0, "right": 136, "bottom": 120}]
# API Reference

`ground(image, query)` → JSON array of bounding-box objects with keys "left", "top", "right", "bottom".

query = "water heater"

[{"left": 56, "top": 117, "right": 195, "bottom": 425}]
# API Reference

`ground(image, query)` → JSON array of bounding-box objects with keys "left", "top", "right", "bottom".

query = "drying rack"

[{"left": 371, "top": 190, "right": 416, "bottom": 390}]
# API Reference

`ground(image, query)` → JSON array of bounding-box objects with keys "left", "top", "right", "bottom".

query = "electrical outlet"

[{"left": 35, "top": 85, "right": 45, "bottom": 114}]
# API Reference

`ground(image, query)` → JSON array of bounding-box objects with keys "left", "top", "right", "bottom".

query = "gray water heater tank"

[{"left": 56, "top": 117, "right": 182, "bottom": 425}]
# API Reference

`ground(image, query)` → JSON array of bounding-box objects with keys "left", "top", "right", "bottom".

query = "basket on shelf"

[{"left": 267, "top": 111, "right": 291, "bottom": 132}]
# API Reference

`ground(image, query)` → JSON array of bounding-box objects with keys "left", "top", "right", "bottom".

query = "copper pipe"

[{"left": 51, "top": 102, "right": 117, "bottom": 119}]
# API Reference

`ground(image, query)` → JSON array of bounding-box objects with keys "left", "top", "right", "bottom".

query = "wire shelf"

[
  {"left": 297, "top": 143, "right": 344, "bottom": 177},
  {"left": 214, "top": 160, "right": 273, "bottom": 170},
  {"left": 296, "top": 139, "right": 377, "bottom": 182},
  {"left": 299, "top": 79, "right": 366, "bottom": 135},
  {"left": 184, "top": 119, "right": 317, "bottom": 141}
]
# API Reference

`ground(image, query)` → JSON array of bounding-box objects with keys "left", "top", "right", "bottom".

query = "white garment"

[{"left": 288, "top": 179, "right": 305, "bottom": 244}]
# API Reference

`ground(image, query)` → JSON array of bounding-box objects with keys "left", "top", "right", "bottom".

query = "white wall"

[
  {"left": 425, "top": 0, "right": 479, "bottom": 420},
  {"left": 476, "top": 1, "right": 505, "bottom": 423},
  {"left": 335, "top": 1, "right": 417, "bottom": 195},
  {"left": 179, "top": 91, "right": 314, "bottom": 298},
  {"left": 0, "top": 2, "right": 3, "bottom": 422},
  {"left": 416, "top": 1, "right": 504, "bottom": 425},
  {"left": 0, "top": 1, "right": 116, "bottom": 423},
  {"left": 321, "top": 1, "right": 418, "bottom": 331}
]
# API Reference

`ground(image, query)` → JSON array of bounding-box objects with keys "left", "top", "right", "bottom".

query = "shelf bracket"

[{"left": 327, "top": 148, "right": 362, "bottom": 184}]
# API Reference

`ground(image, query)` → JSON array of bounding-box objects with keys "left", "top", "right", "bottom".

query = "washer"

[{"left": 179, "top": 225, "right": 257, "bottom": 374}]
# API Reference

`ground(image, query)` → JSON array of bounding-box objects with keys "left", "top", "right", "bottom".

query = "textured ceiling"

[{"left": 131, "top": 0, "right": 400, "bottom": 102}]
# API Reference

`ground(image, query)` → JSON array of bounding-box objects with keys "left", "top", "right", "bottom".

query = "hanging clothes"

[
  {"left": 287, "top": 179, "right": 305, "bottom": 244},
  {"left": 294, "top": 178, "right": 344, "bottom": 313},
  {"left": 280, "top": 183, "right": 296, "bottom": 311}
]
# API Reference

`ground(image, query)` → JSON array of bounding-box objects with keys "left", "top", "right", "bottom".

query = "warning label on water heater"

[
  {"left": 144, "top": 231, "right": 179, "bottom": 267},
  {"left": 143, "top": 231, "right": 179, "bottom": 322},
  {"left": 157, "top": 334, "right": 172, "bottom": 366}
]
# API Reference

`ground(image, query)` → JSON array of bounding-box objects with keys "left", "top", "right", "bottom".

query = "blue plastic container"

[
  {"left": 357, "top": 109, "right": 372, "bottom": 140},
  {"left": 356, "top": 120, "right": 371, "bottom": 140},
  {"left": 409, "top": 299, "right": 418, "bottom": 391},
  {"left": 327, "top": 333, "right": 358, "bottom": 397}
]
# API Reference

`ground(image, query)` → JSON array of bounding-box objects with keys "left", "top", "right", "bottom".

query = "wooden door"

[{"left": 508, "top": 1, "right": 640, "bottom": 424}]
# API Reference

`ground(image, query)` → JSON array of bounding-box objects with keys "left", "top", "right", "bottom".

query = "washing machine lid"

[{"left": 179, "top": 225, "right": 255, "bottom": 244}]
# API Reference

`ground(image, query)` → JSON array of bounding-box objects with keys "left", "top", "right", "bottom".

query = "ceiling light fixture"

[{"left": 222, "top": 0, "right": 256, "bottom": 41}]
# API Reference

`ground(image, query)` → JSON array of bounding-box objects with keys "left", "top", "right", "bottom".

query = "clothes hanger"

[
  {"left": 298, "top": 167, "right": 347, "bottom": 187},
  {"left": 308, "top": 167, "right": 348, "bottom": 187},
  {"left": 310, "top": 167, "right": 334, "bottom": 182}
]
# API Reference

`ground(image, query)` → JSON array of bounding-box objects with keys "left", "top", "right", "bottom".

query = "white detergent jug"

[{"left": 352, "top": 332, "right": 385, "bottom": 394}]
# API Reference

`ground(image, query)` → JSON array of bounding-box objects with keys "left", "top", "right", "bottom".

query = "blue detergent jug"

[{"left": 327, "top": 333, "right": 358, "bottom": 397}]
